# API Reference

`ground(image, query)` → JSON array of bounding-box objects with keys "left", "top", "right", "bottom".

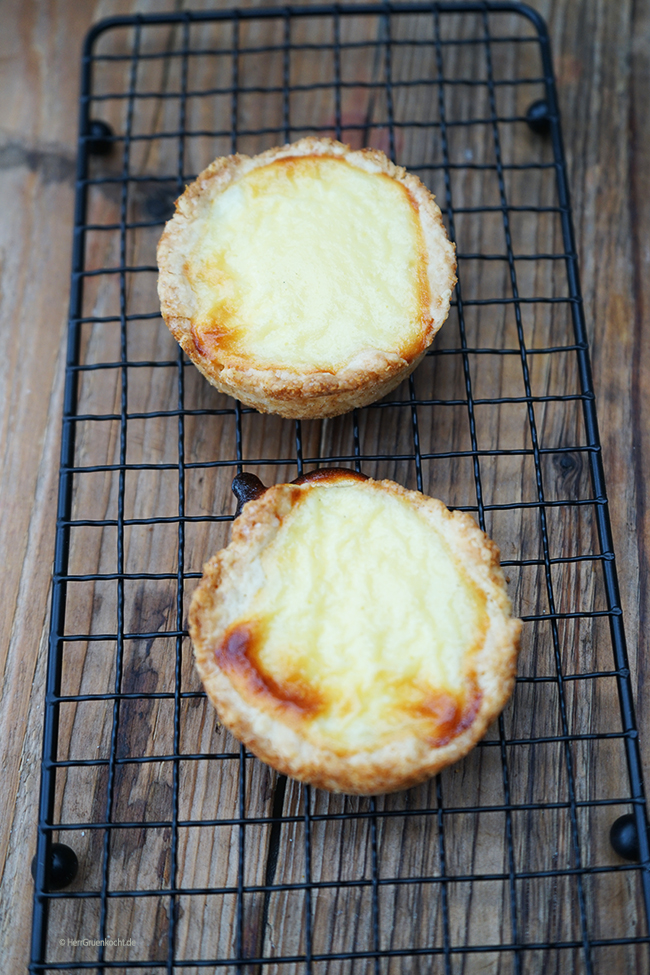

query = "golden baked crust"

[
  {"left": 157, "top": 138, "right": 456, "bottom": 419},
  {"left": 190, "top": 470, "right": 521, "bottom": 795}
]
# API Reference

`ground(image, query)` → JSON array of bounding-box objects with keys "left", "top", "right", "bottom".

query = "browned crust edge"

[
  {"left": 189, "top": 472, "right": 522, "bottom": 795},
  {"left": 157, "top": 137, "right": 457, "bottom": 419}
]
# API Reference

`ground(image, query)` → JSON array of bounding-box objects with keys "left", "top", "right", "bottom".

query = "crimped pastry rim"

[
  {"left": 157, "top": 138, "right": 457, "bottom": 419},
  {"left": 189, "top": 472, "right": 522, "bottom": 795}
]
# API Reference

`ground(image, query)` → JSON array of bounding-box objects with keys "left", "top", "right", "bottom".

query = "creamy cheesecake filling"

[
  {"left": 215, "top": 482, "right": 488, "bottom": 755},
  {"left": 185, "top": 155, "right": 430, "bottom": 371}
]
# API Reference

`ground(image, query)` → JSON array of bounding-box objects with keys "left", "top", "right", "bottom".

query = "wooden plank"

[{"left": 0, "top": 4, "right": 102, "bottom": 973}]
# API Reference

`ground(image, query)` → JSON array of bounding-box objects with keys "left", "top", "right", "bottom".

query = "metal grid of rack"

[{"left": 31, "top": 3, "right": 650, "bottom": 973}]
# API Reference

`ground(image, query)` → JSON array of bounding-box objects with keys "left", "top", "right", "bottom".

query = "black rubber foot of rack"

[
  {"left": 526, "top": 99, "right": 551, "bottom": 135},
  {"left": 87, "top": 119, "right": 114, "bottom": 156},
  {"left": 31, "top": 843, "right": 79, "bottom": 890},
  {"left": 609, "top": 813, "right": 640, "bottom": 861}
]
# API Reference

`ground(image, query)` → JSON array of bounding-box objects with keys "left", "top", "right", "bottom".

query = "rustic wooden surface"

[{"left": 1, "top": 1, "right": 649, "bottom": 972}]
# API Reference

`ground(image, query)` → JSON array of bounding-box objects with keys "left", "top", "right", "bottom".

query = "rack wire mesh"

[{"left": 30, "top": 3, "right": 650, "bottom": 973}]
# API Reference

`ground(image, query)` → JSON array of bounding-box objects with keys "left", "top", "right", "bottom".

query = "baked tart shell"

[
  {"left": 190, "top": 471, "right": 521, "bottom": 795},
  {"left": 157, "top": 138, "right": 456, "bottom": 419}
]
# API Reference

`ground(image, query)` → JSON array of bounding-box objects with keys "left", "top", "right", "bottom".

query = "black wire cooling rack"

[{"left": 31, "top": 3, "right": 650, "bottom": 973}]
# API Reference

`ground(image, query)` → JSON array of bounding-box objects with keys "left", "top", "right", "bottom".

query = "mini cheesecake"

[
  {"left": 157, "top": 138, "right": 456, "bottom": 418},
  {"left": 190, "top": 470, "right": 521, "bottom": 795}
]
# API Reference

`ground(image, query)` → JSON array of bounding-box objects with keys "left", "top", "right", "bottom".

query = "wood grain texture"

[{"left": 0, "top": 1, "right": 649, "bottom": 973}]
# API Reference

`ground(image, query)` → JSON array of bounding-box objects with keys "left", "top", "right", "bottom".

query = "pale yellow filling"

[
  {"left": 187, "top": 156, "right": 428, "bottom": 370},
  {"left": 242, "top": 483, "right": 486, "bottom": 752}
]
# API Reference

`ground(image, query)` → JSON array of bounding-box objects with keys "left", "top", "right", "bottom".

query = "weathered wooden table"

[{"left": 2, "top": 1, "right": 650, "bottom": 972}]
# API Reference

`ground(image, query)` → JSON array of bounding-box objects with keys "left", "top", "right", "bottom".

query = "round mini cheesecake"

[
  {"left": 190, "top": 470, "right": 521, "bottom": 795},
  {"left": 157, "top": 138, "right": 456, "bottom": 418}
]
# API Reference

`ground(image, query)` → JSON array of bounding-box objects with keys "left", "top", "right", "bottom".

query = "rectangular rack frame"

[{"left": 31, "top": 3, "right": 650, "bottom": 973}]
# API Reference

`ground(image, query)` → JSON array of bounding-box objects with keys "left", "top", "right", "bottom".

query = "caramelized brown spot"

[
  {"left": 247, "top": 155, "right": 324, "bottom": 196},
  {"left": 399, "top": 184, "right": 433, "bottom": 360},
  {"left": 191, "top": 319, "right": 240, "bottom": 358},
  {"left": 276, "top": 155, "right": 318, "bottom": 177},
  {"left": 292, "top": 468, "right": 369, "bottom": 486},
  {"left": 416, "top": 682, "right": 483, "bottom": 747},
  {"left": 184, "top": 252, "right": 243, "bottom": 356},
  {"left": 261, "top": 154, "right": 336, "bottom": 181},
  {"left": 215, "top": 623, "right": 323, "bottom": 720}
]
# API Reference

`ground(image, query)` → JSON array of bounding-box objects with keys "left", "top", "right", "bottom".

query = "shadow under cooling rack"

[{"left": 31, "top": 4, "right": 650, "bottom": 974}]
